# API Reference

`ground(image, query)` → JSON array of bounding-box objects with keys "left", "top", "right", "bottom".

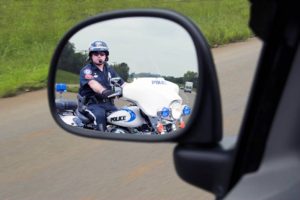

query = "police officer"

[{"left": 78, "top": 40, "right": 125, "bottom": 131}]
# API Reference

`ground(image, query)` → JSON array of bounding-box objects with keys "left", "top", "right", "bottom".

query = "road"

[{"left": 0, "top": 38, "right": 262, "bottom": 200}]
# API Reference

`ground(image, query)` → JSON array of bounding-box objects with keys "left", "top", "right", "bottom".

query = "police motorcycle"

[{"left": 55, "top": 77, "right": 191, "bottom": 135}]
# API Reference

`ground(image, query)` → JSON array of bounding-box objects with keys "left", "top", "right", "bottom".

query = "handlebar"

[{"left": 107, "top": 89, "right": 122, "bottom": 99}]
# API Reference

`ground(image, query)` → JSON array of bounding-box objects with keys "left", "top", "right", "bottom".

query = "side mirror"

[{"left": 48, "top": 9, "right": 222, "bottom": 144}]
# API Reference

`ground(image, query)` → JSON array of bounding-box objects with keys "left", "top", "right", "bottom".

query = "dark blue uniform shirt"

[{"left": 79, "top": 63, "right": 124, "bottom": 98}]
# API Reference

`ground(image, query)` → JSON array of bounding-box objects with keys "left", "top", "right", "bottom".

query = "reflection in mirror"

[{"left": 55, "top": 17, "right": 198, "bottom": 136}]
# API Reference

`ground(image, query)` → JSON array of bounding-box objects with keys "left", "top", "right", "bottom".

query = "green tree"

[
  {"left": 111, "top": 62, "right": 130, "bottom": 81},
  {"left": 163, "top": 76, "right": 184, "bottom": 86},
  {"left": 57, "top": 42, "right": 87, "bottom": 74},
  {"left": 183, "top": 71, "right": 198, "bottom": 87}
]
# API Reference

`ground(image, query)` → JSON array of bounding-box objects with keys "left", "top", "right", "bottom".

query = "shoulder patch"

[{"left": 83, "top": 68, "right": 92, "bottom": 75}]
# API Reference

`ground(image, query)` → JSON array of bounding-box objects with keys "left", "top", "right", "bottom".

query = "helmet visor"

[{"left": 91, "top": 51, "right": 107, "bottom": 56}]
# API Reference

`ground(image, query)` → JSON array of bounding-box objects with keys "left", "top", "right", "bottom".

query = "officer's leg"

[
  {"left": 87, "top": 104, "right": 107, "bottom": 131},
  {"left": 101, "top": 102, "right": 118, "bottom": 113}
]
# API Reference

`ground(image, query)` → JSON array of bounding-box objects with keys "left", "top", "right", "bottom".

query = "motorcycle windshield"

[{"left": 122, "top": 78, "right": 182, "bottom": 117}]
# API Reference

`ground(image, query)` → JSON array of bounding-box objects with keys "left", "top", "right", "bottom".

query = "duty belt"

[{"left": 86, "top": 95, "right": 112, "bottom": 105}]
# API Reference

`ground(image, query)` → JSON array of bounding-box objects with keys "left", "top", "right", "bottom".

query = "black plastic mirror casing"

[{"left": 48, "top": 9, "right": 222, "bottom": 144}]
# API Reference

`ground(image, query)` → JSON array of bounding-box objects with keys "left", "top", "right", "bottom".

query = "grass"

[
  {"left": 56, "top": 70, "right": 79, "bottom": 84},
  {"left": 0, "top": 0, "right": 252, "bottom": 98},
  {"left": 56, "top": 70, "right": 80, "bottom": 93}
]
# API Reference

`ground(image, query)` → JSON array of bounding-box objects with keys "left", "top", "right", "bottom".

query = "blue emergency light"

[
  {"left": 182, "top": 105, "right": 191, "bottom": 116},
  {"left": 56, "top": 83, "right": 67, "bottom": 93},
  {"left": 161, "top": 107, "right": 170, "bottom": 118}
]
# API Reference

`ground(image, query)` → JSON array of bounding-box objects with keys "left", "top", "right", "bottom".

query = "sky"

[{"left": 69, "top": 17, "right": 198, "bottom": 77}]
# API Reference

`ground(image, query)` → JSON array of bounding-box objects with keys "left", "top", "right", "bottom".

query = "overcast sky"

[{"left": 69, "top": 17, "right": 198, "bottom": 77}]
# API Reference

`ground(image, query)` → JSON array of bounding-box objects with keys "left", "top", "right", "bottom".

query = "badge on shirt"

[{"left": 93, "top": 73, "right": 98, "bottom": 78}]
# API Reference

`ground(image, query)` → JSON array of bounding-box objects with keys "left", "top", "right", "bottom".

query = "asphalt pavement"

[{"left": 0, "top": 38, "right": 262, "bottom": 200}]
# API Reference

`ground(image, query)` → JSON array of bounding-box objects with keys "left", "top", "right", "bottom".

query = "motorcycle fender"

[{"left": 107, "top": 106, "right": 145, "bottom": 127}]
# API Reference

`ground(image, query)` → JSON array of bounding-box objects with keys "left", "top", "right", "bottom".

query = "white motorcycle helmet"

[{"left": 88, "top": 40, "right": 109, "bottom": 61}]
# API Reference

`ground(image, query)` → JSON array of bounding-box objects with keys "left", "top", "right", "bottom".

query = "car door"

[{"left": 223, "top": 0, "right": 300, "bottom": 199}]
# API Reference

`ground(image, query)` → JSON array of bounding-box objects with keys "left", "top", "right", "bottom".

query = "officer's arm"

[{"left": 88, "top": 80, "right": 106, "bottom": 94}]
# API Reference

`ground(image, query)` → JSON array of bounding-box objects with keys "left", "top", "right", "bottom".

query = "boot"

[{"left": 97, "top": 124, "right": 106, "bottom": 132}]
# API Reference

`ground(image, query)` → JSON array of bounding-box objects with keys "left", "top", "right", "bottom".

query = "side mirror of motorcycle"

[{"left": 48, "top": 9, "right": 222, "bottom": 144}]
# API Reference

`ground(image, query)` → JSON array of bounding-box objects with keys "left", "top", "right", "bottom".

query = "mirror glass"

[{"left": 55, "top": 17, "right": 198, "bottom": 136}]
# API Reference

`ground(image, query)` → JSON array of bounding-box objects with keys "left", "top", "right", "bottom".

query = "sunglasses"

[{"left": 92, "top": 52, "right": 106, "bottom": 56}]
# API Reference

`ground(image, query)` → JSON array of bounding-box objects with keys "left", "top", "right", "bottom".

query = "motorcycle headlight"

[{"left": 170, "top": 100, "right": 183, "bottom": 120}]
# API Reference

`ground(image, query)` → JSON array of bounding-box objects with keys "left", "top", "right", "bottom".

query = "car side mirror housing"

[{"left": 48, "top": 9, "right": 222, "bottom": 144}]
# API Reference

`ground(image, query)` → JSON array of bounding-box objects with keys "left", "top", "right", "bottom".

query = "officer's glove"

[{"left": 101, "top": 89, "right": 114, "bottom": 99}]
